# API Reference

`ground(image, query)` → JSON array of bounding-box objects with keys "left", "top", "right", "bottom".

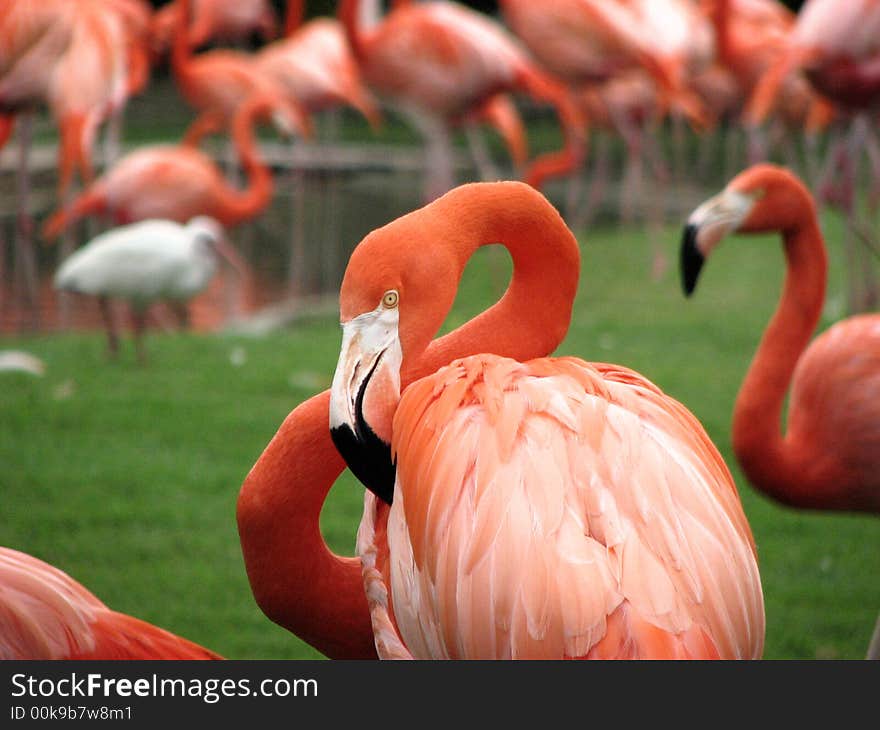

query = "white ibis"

[{"left": 53, "top": 216, "right": 248, "bottom": 363}]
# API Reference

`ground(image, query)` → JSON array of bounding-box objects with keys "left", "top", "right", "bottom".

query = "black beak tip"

[{"left": 680, "top": 223, "right": 705, "bottom": 298}]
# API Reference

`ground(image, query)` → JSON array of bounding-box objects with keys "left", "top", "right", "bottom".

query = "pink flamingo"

[
  {"left": 339, "top": 0, "right": 585, "bottom": 201},
  {"left": 681, "top": 163, "right": 880, "bottom": 657},
  {"left": 238, "top": 181, "right": 765, "bottom": 659},
  {"left": 0, "top": 546, "right": 221, "bottom": 659}
]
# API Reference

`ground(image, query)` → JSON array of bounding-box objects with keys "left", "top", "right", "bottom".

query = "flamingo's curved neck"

[
  {"left": 237, "top": 391, "right": 377, "bottom": 659},
  {"left": 732, "top": 214, "right": 827, "bottom": 504},
  {"left": 213, "top": 100, "right": 273, "bottom": 227},
  {"left": 171, "top": 0, "right": 194, "bottom": 84},
  {"left": 338, "top": 0, "right": 381, "bottom": 62},
  {"left": 709, "top": 0, "right": 732, "bottom": 67},
  {"left": 284, "top": 0, "right": 304, "bottom": 36},
  {"left": 407, "top": 184, "right": 581, "bottom": 380}
]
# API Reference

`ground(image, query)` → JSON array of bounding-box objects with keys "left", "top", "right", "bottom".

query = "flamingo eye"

[{"left": 382, "top": 290, "right": 399, "bottom": 309}]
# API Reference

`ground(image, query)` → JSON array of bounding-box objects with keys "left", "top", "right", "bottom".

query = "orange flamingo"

[
  {"left": 254, "top": 0, "right": 381, "bottom": 130},
  {"left": 151, "top": 0, "right": 277, "bottom": 57},
  {"left": 0, "top": 547, "right": 221, "bottom": 659},
  {"left": 746, "top": 0, "right": 880, "bottom": 314},
  {"left": 338, "top": 0, "right": 585, "bottom": 200},
  {"left": 171, "top": 0, "right": 310, "bottom": 147},
  {"left": 238, "top": 181, "right": 765, "bottom": 660},
  {"left": 681, "top": 164, "right": 880, "bottom": 513},
  {"left": 681, "top": 162, "right": 880, "bottom": 657},
  {"left": 41, "top": 93, "right": 288, "bottom": 240},
  {"left": 497, "top": 0, "right": 709, "bottom": 124}
]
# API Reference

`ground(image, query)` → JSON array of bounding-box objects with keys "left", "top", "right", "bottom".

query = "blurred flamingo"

[
  {"left": 171, "top": 0, "right": 311, "bottom": 149},
  {"left": 497, "top": 0, "right": 710, "bottom": 125},
  {"left": 339, "top": 0, "right": 585, "bottom": 201},
  {"left": 0, "top": 546, "right": 221, "bottom": 659},
  {"left": 150, "top": 0, "right": 278, "bottom": 57},
  {"left": 54, "top": 217, "right": 249, "bottom": 363},
  {"left": 254, "top": 0, "right": 381, "bottom": 131},
  {"left": 42, "top": 93, "right": 291, "bottom": 240},
  {"left": 238, "top": 181, "right": 764, "bottom": 660},
  {"left": 681, "top": 163, "right": 880, "bottom": 657},
  {"left": 745, "top": 0, "right": 880, "bottom": 313}
]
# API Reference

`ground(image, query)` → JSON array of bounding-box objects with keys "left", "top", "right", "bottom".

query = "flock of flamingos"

[{"left": 2, "top": 0, "right": 880, "bottom": 660}]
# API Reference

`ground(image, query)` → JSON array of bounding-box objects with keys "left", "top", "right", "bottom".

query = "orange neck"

[
  {"left": 732, "top": 215, "right": 827, "bottom": 506},
  {"left": 284, "top": 0, "right": 304, "bottom": 36},
  {"left": 213, "top": 98, "right": 273, "bottom": 227},
  {"left": 403, "top": 183, "right": 581, "bottom": 379},
  {"left": 338, "top": 0, "right": 374, "bottom": 62},
  {"left": 237, "top": 391, "right": 377, "bottom": 659},
  {"left": 171, "top": 0, "right": 193, "bottom": 83}
]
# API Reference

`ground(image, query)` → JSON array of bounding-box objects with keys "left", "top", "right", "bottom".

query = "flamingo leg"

[
  {"left": 463, "top": 123, "right": 500, "bottom": 182},
  {"left": 403, "top": 108, "right": 455, "bottom": 203},
  {"left": 13, "top": 113, "right": 39, "bottom": 332}
]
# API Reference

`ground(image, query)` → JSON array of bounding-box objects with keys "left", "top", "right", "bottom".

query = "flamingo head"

[
  {"left": 329, "top": 195, "right": 464, "bottom": 504},
  {"left": 680, "top": 164, "right": 814, "bottom": 295}
]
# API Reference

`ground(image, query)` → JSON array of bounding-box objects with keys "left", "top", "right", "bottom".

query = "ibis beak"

[
  {"left": 329, "top": 312, "right": 402, "bottom": 505},
  {"left": 680, "top": 189, "right": 755, "bottom": 296},
  {"left": 213, "top": 235, "right": 251, "bottom": 283}
]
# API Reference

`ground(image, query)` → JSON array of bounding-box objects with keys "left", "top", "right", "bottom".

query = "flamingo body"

[
  {"left": 256, "top": 18, "right": 379, "bottom": 125},
  {"left": 357, "top": 353, "right": 764, "bottom": 659},
  {"left": 42, "top": 93, "right": 279, "bottom": 239},
  {"left": 784, "top": 315, "right": 880, "bottom": 507},
  {"left": 0, "top": 547, "right": 220, "bottom": 660},
  {"left": 326, "top": 180, "right": 764, "bottom": 660}
]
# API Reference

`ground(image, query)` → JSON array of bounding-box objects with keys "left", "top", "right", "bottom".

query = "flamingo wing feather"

[{"left": 359, "top": 354, "right": 764, "bottom": 659}]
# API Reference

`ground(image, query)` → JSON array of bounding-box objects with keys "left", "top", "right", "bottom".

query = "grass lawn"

[{"left": 2, "top": 202, "right": 878, "bottom": 660}]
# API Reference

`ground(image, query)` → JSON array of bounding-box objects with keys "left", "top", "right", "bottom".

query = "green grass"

[{"left": 2, "top": 209, "right": 878, "bottom": 660}]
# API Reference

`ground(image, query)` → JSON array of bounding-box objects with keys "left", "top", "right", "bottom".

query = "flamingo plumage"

[
  {"left": 338, "top": 0, "right": 585, "bottom": 200},
  {"left": 150, "top": 0, "right": 278, "bottom": 57},
  {"left": 41, "top": 93, "right": 287, "bottom": 240},
  {"left": 254, "top": 1, "right": 381, "bottom": 131},
  {"left": 238, "top": 181, "right": 765, "bottom": 660},
  {"left": 0, "top": 547, "right": 221, "bottom": 660}
]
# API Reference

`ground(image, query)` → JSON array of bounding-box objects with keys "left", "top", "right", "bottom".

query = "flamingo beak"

[
  {"left": 681, "top": 189, "right": 755, "bottom": 296},
  {"left": 330, "top": 310, "right": 402, "bottom": 505}
]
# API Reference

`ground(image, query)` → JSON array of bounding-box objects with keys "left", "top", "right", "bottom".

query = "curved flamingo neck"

[
  {"left": 284, "top": 0, "right": 305, "bottom": 36},
  {"left": 732, "top": 213, "right": 828, "bottom": 506},
  {"left": 237, "top": 390, "right": 377, "bottom": 659},
  {"left": 338, "top": 0, "right": 380, "bottom": 62},
  {"left": 171, "top": 0, "right": 194, "bottom": 85},
  {"left": 405, "top": 183, "right": 581, "bottom": 380},
  {"left": 709, "top": 0, "right": 732, "bottom": 68},
  {"left": 213, "top": 99, "right": 273, "bottom": 226}
]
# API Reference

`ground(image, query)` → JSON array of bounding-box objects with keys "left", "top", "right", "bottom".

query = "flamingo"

[
  {"left": 254, "top": 0, "right": 381, "bottom": 131},
  {"left": 169, "top": 0, "right": 310, "bottom": 151},
  {"left": 744, "top": 0, "right": 880, "bottom": 313},
  {"left": 497, "top": 0, "right": 709, "bottom": 124},
  {"left": 54, "top": 217, "right": 249, "bottom": 363},
  {"left": 238, "top": 181, "right": 765, "bottom": 660},
  {"left": 41, "top": 92, "right": 290, "bottom": 240},
  {"left": 0, "top": 546, "right": 221, "bottom": 659},
  {"left": 150, "top": 0, "right": 277, "bottom": 57},
  {"left": 338, "top": 0, "right": 585, "bottom": 201},
  {"left": 680, "top": 163, "right": 880, "bottom": 657}
]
